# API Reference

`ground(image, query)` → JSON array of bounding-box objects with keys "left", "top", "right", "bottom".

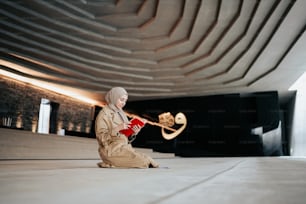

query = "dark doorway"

[
  {"left": 90, "top": 105, "right": 103, "bottom": 138},
  {"left": 49, "top": 102, "right": 60, "bottom": 134}
]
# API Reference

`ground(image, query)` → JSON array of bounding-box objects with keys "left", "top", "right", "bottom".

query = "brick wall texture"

[{"left": 0, "top": 77, "right": 93, "bottom": 134}]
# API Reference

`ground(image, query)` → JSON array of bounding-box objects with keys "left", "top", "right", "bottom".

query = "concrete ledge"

[{"left": 0, "top": 128, "right": 174, "bottom": 160}]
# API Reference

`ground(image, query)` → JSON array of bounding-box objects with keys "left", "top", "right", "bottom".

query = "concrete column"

[{"left": 289, "top": 73, "right": 306, "bottom": 156}]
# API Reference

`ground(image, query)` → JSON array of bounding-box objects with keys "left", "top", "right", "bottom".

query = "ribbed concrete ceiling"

[{"left": 1, "top": 0, "right": 306, "bottom": 104}]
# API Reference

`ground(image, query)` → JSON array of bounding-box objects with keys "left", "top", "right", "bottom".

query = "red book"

[{"left": 119, "top": 118, "right": 145, "bottom": 137}]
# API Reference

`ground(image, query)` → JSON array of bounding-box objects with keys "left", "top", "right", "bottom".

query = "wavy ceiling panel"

[{"left": 0, "top": 0, "right": 305, "bottom": 102}]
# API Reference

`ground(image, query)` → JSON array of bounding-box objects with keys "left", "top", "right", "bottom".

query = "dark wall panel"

[{"left": 125, "top": 91, "right": 282, "bottom": 156}]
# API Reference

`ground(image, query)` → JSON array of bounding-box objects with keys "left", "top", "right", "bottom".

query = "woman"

[{"left": 95, "top": 87, "right": 159, "bottom": 168}]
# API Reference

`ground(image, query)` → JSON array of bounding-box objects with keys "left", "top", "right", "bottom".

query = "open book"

[{"left": 119, "top": 118, "right": 145, "bottom": 137}]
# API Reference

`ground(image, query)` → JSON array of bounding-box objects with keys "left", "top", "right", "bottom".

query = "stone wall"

[{"left": 0, "top": 77, "right": 93, "bottom": 134}]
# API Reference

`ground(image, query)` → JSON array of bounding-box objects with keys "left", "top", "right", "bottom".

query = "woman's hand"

[
  {"left": 132, "top": 124, "right": 142, "bottom": 135},
  {"left": 115, "top": 122, "right": 130, "bottom": 132}
]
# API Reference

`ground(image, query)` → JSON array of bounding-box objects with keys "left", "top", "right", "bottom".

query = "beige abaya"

[{"left": 95, "top": 87, "right": 159, "bottom": 168}]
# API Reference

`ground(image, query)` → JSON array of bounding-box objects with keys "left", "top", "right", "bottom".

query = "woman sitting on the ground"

[{"left": 95, "top": 87, "right": 159, "bottom": 168}]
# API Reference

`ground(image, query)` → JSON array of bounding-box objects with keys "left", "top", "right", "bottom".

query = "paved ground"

[
  {"left": 1, "top": 156, "right": 306, "bottom": 204},
  {"left": 1, "top": 128, "right": 306, "bottom": 204}
]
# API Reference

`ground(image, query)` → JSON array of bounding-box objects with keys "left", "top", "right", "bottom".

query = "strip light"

[{"left": 0, "top": 68, "right": 100, "bottom": 105}]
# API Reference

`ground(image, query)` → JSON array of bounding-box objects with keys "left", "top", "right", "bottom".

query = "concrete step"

[{"left": 0, "top": 128, "right": 175, "bottom": 159}]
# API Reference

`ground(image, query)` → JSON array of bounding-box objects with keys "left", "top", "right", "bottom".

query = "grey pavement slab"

[{"left": 1, "top": 157, "right": 306, "bottom": 204}]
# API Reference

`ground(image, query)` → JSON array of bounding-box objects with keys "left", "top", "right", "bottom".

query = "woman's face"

[{"left": 115, "top": 94, "right": 128, "bottom": 109}]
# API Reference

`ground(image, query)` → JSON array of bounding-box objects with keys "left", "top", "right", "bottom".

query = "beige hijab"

[{"left": 105, "top": 87, "right": 129, "bottom": 123}]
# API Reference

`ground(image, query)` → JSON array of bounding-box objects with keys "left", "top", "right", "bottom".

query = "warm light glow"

[
  {"left": 85, "top": 120, "right": 91, "bottom": 133},
  {"left": 68, "top": 122, "right": 74, "bottom": 131},
  {"left": 76, "top": 123, "right": 81, "bottom": 132},
  {"left": 0, "top": 69, "right": 99, "bottom": 105},
  {"left": 85, "top": 124, "right": 91, "bottom": 133},
  {"left": 16, "top": 114, "right": 23, "bottom": 129},
  {"left": 32, "top": 120, "right": 38, "bottom": 133},
  {"left": 57, "top": 121, "right": 63, "bottom": 131},
  {"left": 289, "top": 71, "right": 306, "bottom": 91}
]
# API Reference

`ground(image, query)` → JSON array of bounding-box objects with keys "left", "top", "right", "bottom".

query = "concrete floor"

[
  {"left": 1, "top": 128, "right": 306, "bottom": 204},
  {"left": 1, "top": 157, "right": 306, "bottom": 204}
]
